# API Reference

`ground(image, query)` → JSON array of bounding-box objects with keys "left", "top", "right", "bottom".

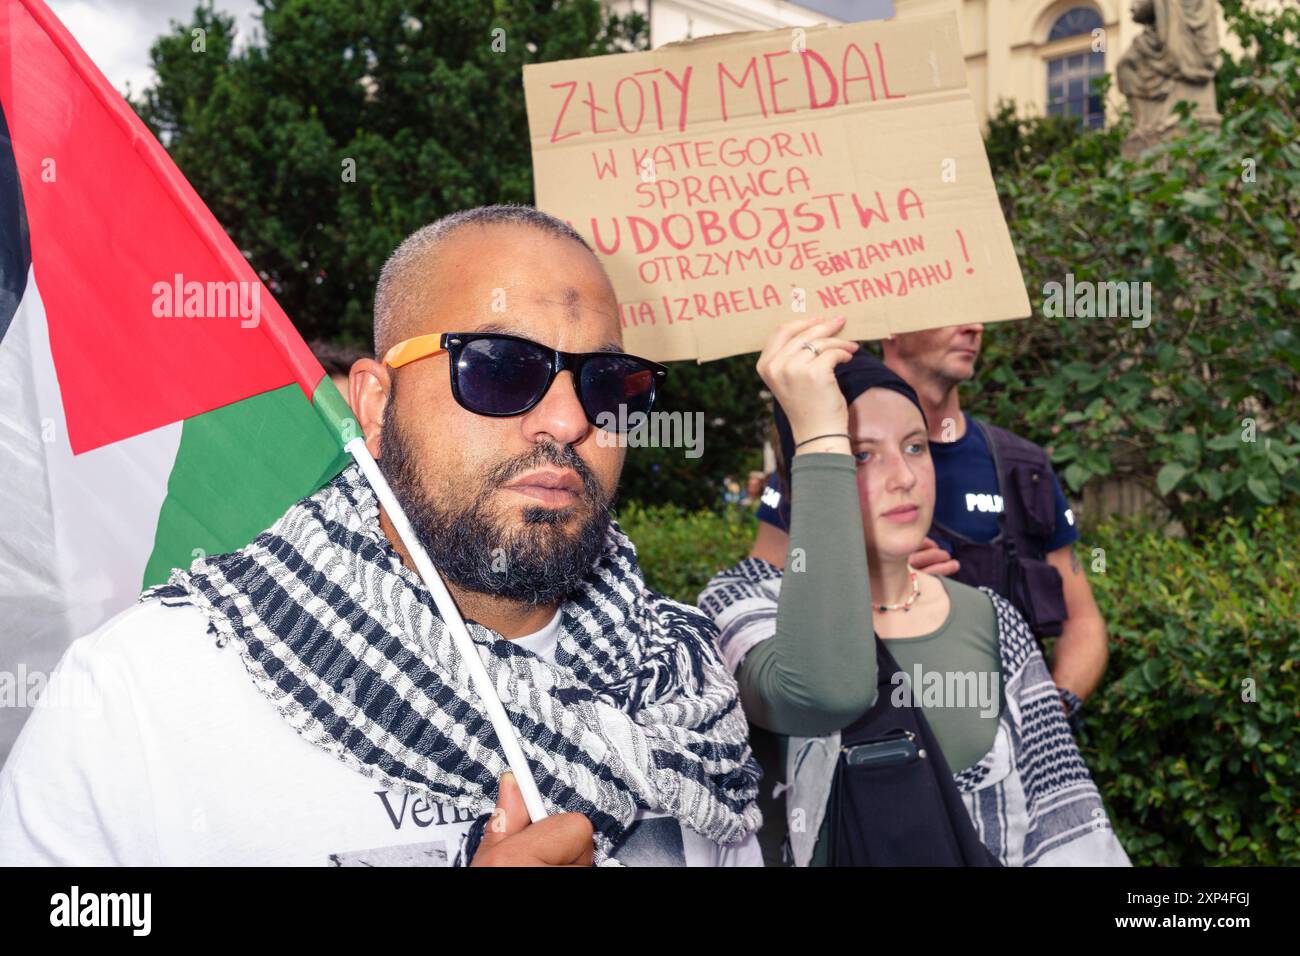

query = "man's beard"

[{"left": 377, "top": 401, "right": 615, "bottom": 606}]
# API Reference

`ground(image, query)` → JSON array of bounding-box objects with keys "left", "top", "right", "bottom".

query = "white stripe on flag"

[{"left": 0, "top": 267, "right": 181, "bottom": 767}]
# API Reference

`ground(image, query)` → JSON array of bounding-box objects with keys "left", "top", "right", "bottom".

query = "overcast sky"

[
  {"left": 50, "top": 0, "right": 898, "bottom": 96},
  {"left": 49, "top": 0, "right": 262, "bottom": 95}
]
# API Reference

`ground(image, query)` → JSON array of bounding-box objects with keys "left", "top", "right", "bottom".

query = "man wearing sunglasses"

[{"left": 0, "top": 205, "right": 762, "bottom": 867}]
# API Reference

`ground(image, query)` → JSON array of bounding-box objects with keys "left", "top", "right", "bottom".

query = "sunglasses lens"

[
  {"left": 455, "top": 337, "right": 553, "bottom": 415},
  {"left": 580, "top": 356, "right": 658, "bottom": 431}
]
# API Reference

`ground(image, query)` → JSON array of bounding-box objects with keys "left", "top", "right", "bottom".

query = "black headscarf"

[{"left": 771, "top": 351, "right": 927, "bottom": 528}]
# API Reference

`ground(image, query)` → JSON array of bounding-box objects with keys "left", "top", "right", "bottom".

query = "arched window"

[
  {"left": 1048, "top": 6, "right": 1104, "bottom": 42},
  {"left": 1045, "top": 7, "right": 1107, "bottom": 129}
]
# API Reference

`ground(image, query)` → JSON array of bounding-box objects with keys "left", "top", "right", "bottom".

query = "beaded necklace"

[{"left": 875, "top": 567, "right": 921, "bottom": 612}]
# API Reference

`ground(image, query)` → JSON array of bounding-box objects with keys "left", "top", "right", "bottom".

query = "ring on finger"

[{"left": 801, "top": 340, "right": 821, "bottom": 357}]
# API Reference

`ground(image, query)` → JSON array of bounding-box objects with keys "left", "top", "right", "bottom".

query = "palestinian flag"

[{"left": 0, "top": 0, "right": 356, "bottom": 763}]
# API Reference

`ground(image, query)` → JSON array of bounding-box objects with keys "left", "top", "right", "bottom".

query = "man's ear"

[{"left": 349, "top": 358, "right": 390, "bottom": 459}]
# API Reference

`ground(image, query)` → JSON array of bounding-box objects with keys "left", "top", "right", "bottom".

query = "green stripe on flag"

[
  {"left": 311, "top": 373, "right": 362, "bottom": 446},
  {"left": 142, "top": 380, "right": 357, "bottom": 588}
]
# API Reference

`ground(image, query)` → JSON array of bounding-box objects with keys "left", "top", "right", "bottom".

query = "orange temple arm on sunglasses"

[{"left": 383, "top": 334, "right": 446, "bottom": 368}]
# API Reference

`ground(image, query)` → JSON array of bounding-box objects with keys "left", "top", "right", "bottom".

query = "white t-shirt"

[{"left": 0, "top": 599, "right": 760, "bottom": 867}]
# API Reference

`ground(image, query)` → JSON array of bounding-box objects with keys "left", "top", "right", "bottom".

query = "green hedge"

[
  {"left": 621, "top": 504, "right": 1299, "bottom": 866},
  {"left": 616, "top": 501, "right": 758, "bottom": 604},
  {"left": 1073, "top": 507, "right": 1299, "bottom": 866},
  {"left": 971, "top": 10, "right": 1300, "bottom": 536}
]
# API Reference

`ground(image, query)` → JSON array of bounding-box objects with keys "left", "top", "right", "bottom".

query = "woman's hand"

[{"left": 756, "top": 316, "right": 860, "bottom": 455}]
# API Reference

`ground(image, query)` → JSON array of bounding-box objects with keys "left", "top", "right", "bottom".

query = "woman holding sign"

[{"left": 698, "top": 317, "right": 1128, "bottom": 867}]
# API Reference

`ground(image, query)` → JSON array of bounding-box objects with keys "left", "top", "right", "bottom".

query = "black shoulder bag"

[{"left": 826, "top": 636, "right": 1001, "bottom": 866}]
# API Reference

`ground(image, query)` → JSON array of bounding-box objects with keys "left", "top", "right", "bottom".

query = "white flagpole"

[{"left": 344, "top": 437, "right": 549, "bottom": 823}]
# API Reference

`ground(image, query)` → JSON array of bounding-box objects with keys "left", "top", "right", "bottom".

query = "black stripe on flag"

[{"left": 0, "top": 97, "right": 32, "bottom": 345}]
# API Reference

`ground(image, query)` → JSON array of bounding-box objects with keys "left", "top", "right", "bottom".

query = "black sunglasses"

[{"left": 385, "top": 331, "right": 668, "bottom": 432}]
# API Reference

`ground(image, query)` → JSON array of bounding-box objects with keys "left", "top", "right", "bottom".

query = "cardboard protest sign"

[{"left": 524, "top": 14, "right": 1031, "bottom": 362}]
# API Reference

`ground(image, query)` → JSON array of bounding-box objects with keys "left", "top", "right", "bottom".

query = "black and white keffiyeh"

[
  {"left": 700, "top": 558, "right": 1130, "bottom": 867},
  {"left": 144, "top": 464, "right": 761, "bottom": 864}
]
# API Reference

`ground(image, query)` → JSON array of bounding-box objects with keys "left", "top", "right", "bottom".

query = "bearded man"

[{"left": 0, "top": 205, "right": 761, "bottom": 867}]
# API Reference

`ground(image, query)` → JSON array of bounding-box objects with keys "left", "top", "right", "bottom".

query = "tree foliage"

[
  {"left": 1075, "top": 507, "right": 1299, "bottom": 866},
  {"left": 134, "top": 0, "right": 645, "bottom": 346},
  {"left": 135, "top": 2, "right": 1298, "bottom": 519},
  {"left": 967, "top": 2, "right": 1300, "bottom": 535},
  {"left": 982, "top": 89, "right": 1117, "bottom": 181},
  {"left": 134, "top": 0, "right": 770, "bottom": 509}
]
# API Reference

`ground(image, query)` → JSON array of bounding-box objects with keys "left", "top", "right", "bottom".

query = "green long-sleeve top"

[{"left": 734, "top": 453, "right": 1003, "bottom": 864}]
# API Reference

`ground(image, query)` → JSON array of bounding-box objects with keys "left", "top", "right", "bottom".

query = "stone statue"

[{"left": 1117, "top": 0, "right": 1221, "bottom": 155}]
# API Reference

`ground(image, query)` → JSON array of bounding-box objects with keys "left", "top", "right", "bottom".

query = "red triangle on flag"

[{"left": 0, "top": 0, "right": 325, "bottom": 455}]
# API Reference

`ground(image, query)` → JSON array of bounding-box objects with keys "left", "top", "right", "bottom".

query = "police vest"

[{"left": 928, "top": 418, "right": 1068, "bottom": 641}]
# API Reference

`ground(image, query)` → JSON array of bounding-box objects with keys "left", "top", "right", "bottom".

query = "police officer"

[{"left": 751, "top": 323, "right": 1108, "bottom": 726}]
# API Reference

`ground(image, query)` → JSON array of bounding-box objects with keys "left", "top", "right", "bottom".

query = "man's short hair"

[{"left": 372, "top": 204, "right": 593, "bottom": 357}]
